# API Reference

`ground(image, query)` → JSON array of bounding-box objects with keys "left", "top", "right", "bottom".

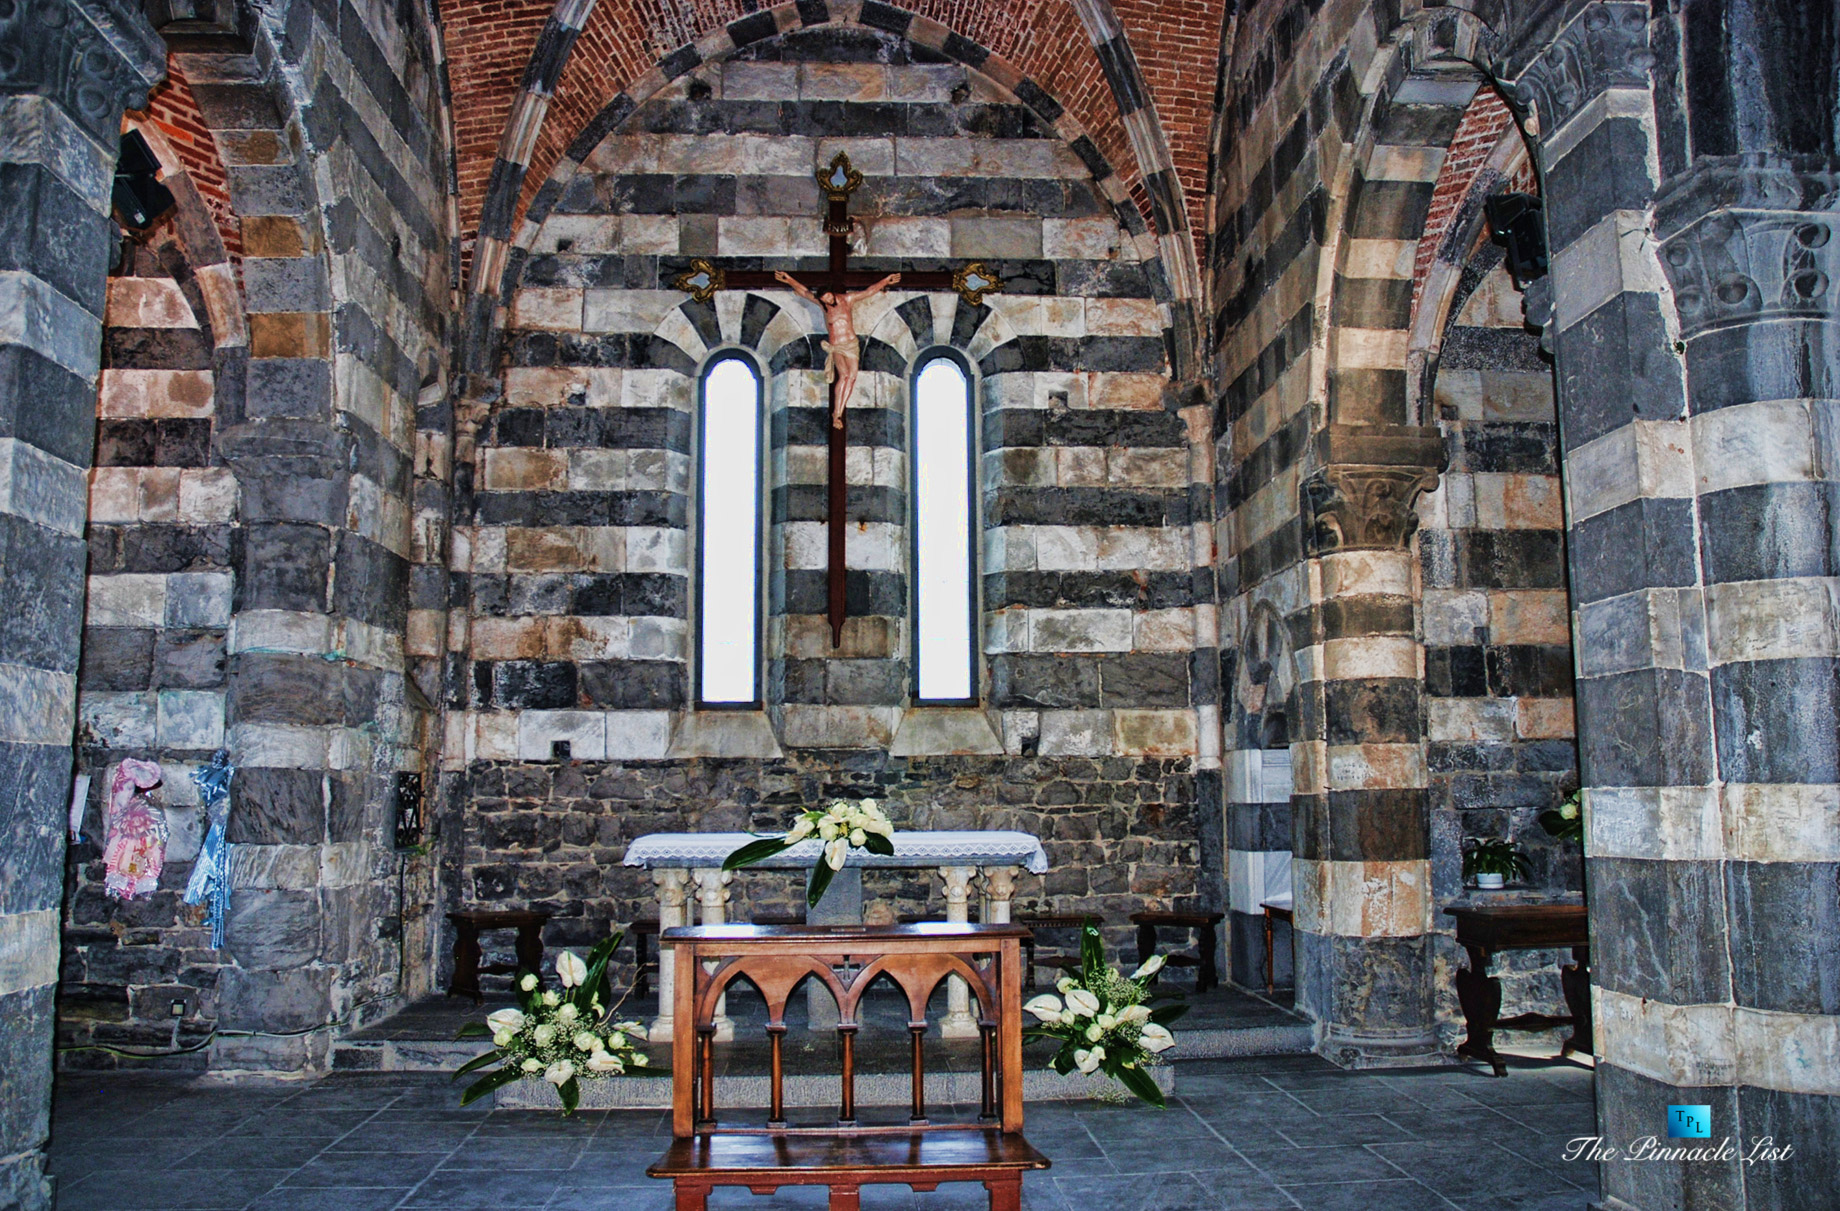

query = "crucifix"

[{"left": 675, "top": 153, "right": 1001, "bottom": 648}]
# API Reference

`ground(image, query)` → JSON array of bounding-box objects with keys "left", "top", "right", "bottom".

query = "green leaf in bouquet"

[
  {"left": 559, "top": 1076, "right": 580, "bottom": 1115},
  {"left": 1079, "top": 922, "right": 1104, "bottom": 982},
  {"left": 806, "top": 859, "right": 838, "bottom": 908},
  {"left": 723, "top": 836, "right": 794, "bottom": 871},
  {"left": 453, "top": 1049, "right": 503, "bottom": 1080},
  {"left": 454, "top": 1021, "right": 492, "bottom": 1040},
  {"left": 1114, "top": 1062, "right": 1166, "bottom": 1109},
  {"left": 459, "top": 1063, "right": 525, "bottom": 1107},
  {"left": 861, "top": 832, "right": 895, "bottom": 857},
  {"left": 1050, "top": 1044, "right": 1077, "bottom": 1075},
  {"left": 1149, "top": 1003, "right": 1189, "bottom": 1025},
  {"left": 627, "top": 1060, "right": 673, "bottom": 1077},
  {"left": 577, "top": 930, "right": 623, "bottom": 1013}
]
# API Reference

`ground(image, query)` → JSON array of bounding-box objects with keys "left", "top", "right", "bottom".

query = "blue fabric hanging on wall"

[{"left": 185, "top": 750, "right": 234, "bottom": 949}]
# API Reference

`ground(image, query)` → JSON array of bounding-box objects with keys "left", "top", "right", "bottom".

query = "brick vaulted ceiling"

[{"left": 437, "top": 0, "right": 1227, "bottom": 282}]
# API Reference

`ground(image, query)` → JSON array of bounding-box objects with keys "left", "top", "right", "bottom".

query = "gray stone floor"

[{"left": 46, "top": 1054, "right": 1598, "bottom": 1211}]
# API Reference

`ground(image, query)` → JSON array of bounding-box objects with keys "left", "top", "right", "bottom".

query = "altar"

[{"left": 622, "top": 831, "right": 1049, "bottom": 1042}]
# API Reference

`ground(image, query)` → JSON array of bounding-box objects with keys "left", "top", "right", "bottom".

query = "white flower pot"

[{"left": 1475, "top": 873, "right": 1506, "bottom": 890}]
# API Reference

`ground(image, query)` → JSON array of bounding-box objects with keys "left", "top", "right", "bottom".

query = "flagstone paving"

[{"left": 46, "top": 1054, "right": 1597, "bottom": 1210}]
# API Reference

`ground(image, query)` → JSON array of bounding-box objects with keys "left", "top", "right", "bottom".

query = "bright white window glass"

[
  {"left": 697, "top": 357, "right": 761, "bottom": 704},
  {"left": 913, "top": 357, "right": 975, "bottom": 701}
]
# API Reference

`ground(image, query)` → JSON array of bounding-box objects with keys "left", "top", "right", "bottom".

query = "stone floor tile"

[
  {"left": 244, "top": 1187, "right": 412, "bottom": 1211},
  {"left": 221, "top": 1109, "right": 380, "bottom": 1137},
  {"left": 401, "top": 1168, "right": 567, "bottom": 1208},
  {"left": 439, "top": 1134, "right": 588, "bottom": 1169},
  {"left": 1364, "top": 1141, "right": 1591, "bottom": 1198},
  {"left": 1271, "top": 1112, "right": 1416, "bottom": 1147},
  {"left": 1236, "top": 1144, "right": 1405, "bottom": 1185},
  {"left": 288, "top": 1151, "right": 446, "bottom": 1187},
  {"left": 546, "top": 1183, "right": 679, "bottom": 1211},
  {"left": 52, "top": 1166, "right": 294, "bottom": 1211},
  {"left": 168, "top": 1134, "right": 337, "bottom": 1169},
  {"left": 1281, "top": 1178, "right": 1458, "bottom": 1211}
]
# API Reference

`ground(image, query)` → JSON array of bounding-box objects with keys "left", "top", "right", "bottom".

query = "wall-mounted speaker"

[
  {"left": 1485, "top": 192, "right": 1549, "bottom": 288},
  {"left": 112, "top": 129, "right": 175, "bottom": 231}
]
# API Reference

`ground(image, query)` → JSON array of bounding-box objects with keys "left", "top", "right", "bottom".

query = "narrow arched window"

[
  {"left": 911, "top": 352, "right": 977, "bottom": 703},
  {"left": 696, "top": 354, "right": 762, "bottom": 706}
]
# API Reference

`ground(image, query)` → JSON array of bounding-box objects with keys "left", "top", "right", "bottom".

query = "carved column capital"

[
  {"left": 0, "top": 0, "right": 166, "bottom": 140},
  {"left": 1301, "top": 425, "right": 1446, "bottom": 555},
  {"left": 1498, "top": 1, "right": 1653, "bottom": 138},
  {"left": 1659, "top": 209, "right": 1839, "bottom": 336}
]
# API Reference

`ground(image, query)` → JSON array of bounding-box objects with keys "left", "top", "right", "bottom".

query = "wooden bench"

[
  {"left": 1012, "top": 913, "right": 1097, "bottom": 989},
  {"left": 445, "top": 909, "right": 549, "bottom": 1004},
  {"left": 647, "top": 923, "right": 1050, "bottom": 1210},
  {"left": 1131, "top": 910, "right": 1224, "bottom": 993}
]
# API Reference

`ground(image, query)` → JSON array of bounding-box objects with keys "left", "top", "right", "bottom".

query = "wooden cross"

[{"left": 675, "top": 153, "right": 1001, "bottom": 648}]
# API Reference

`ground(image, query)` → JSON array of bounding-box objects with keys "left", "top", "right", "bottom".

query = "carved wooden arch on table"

[{"left": 694, "top": 949, "right": 999, "bottom": 1030}]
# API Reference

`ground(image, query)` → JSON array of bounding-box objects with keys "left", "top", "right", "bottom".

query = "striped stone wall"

[
  {"left": 0, "top": 1, "right": 164, "bottom": 1202},
  {"left": 451, "top": 24, "right": 1208, "bottom": 946}
]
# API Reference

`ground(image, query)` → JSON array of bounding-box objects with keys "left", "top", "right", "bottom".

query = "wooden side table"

[
  {"left": 446, "top": 909, "right": 550, "bottom": 1004},
  {"left": 1259, "top": 897, "right": 1293, "bottom": 995},
  {"left": 1443, "top": 903, "right": 1590, "bottom": 1076}
]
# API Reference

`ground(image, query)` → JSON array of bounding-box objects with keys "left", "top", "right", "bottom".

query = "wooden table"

[
  {"left": 1260, "top": 897, "right": 1293, "bottom": 996},
  {"left": 1443, "top": 903, "right": 1589, "bottom": 1076}
]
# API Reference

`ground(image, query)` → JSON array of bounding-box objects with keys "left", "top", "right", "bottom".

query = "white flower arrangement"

[
  {"left": 454, "top": 930, "right": 666, "bottom": 1113},
  {"left": 1021, "top": 923, "right": 1187, "bottom": 1107},
  {"left": 723, "top": 798, "right": 896, "bottom": 907}
]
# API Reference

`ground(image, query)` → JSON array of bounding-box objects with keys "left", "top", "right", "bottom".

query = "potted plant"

[
  {"left": 1540, "top": 786, "right": 1584, "bottom": 844},
  {"left": 1463, "top": 838, "right": 1530, "bottom": 890}
]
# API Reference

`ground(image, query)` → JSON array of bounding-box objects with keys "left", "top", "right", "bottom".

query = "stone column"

[
  {"left": 1292, "top": 427, "right": 1444, "bottom": 1066},
  {"left": 0, "top": 3, "right": 163, "bottom": 1207},
  {"left": 692, "top": 868, "right": 734, "bottom": 1041},
  {"left": 983, "top": 866, "right": 1016, "bottom": 924},
  {"left": 938, "top": 865, "right": 978, "bottom": 1037},
  {"left": 1506, "top": 3, "right": 1840, "bottom": 1204},
  {"left": 648, "top": 869, "right": 689, "bottom": 1043}
]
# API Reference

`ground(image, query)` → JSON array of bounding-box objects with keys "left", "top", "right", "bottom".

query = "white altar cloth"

[{"left": 621, "top": 829, "right": 1048, "bottom": 874}]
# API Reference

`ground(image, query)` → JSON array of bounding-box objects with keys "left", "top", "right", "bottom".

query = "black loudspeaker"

[
  {"left": 1485, "top": 192, "right": 1549, "bottom": 287},
  {"left": 112, "top": 129, "right": 175, "bottom": 231}
]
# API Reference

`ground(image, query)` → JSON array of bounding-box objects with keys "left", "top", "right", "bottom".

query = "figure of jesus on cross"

[
  {"left": 772, "top": 269, "right": 902, "bottom": 429},
  {"left": 674, "top": 153, "right": 1001, "bottom": 646}
]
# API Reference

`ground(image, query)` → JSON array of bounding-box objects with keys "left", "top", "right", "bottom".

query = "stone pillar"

[
  {"left": 691, "top": 868, "right": 734, "bottom": 1041},
  {"left": 0, "top": 2, "right": 164, "bottom": 1205},
  {"left": 1507, "top": 3, "right": 1840, "bottom": 1204},
  {"left": 1292, "top": 426, "right": 1444, "bottom": 1066},
  {"left": 648, "top": 869, "right": 688, "bottom": 1043},
  {"left": 938, "top": 865, "right": 978, "bottom": 1037}
]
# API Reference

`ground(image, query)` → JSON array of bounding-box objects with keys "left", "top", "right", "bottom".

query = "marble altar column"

[
  {"left": 692, "top": 868, "right": 735, "bottom": 1041},
  {"left": 648, "top": 869, "right": 689, "bottom": 1043},
  {"left": 938, "top": 865, "right": 979, "bottom": 1038}
]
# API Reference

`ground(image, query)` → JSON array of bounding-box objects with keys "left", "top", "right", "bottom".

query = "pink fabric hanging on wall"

[{"left": 103, "top": 758, "right": 167, "bottom": 900}]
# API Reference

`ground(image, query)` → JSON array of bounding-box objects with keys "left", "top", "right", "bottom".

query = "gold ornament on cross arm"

[
  {"left": 952, "top": 262, "right": 1000, "bottom": 307},
  {"left": 673, "top": 259, "right": 726, "bottom": 304}
]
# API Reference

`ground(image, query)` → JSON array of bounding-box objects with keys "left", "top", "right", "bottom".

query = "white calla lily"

[
  {"left": 1023, "top": 994, "right": 1064, "bottom": 1021},
  {"left": 556, "top": 950, "right": 588, "bottom": 988},
  {"left": 586, "top": 1051, "right": 625, "bottom": 1074},
  {"left": 486, "top": 1008, "right": 526, "bottom": 1033},
  {"left": 786, "top": 815, "right": 816, "bottom": 843},
  {"left": 1129, "top": 954, "right": 1166, "bottom": 981},
  {"left": 824, "top": 837, "right": 849, "bottom": 870},
  {"left": 1074, "top": 1046, "right": 1105, "bottom": 1074},
  {"left": 1065, "top": 988, "right": 1100, "bottom": 1017},
  {"left": 544, "top": 1060, "right": 575, "bottom": 1086},
  {"left": 1119, "top": 1004, "right": 1152, "bottom": 1025},
  {"left": 1139, "top": 1022, "right": 1175, "bottom": 1053}
]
